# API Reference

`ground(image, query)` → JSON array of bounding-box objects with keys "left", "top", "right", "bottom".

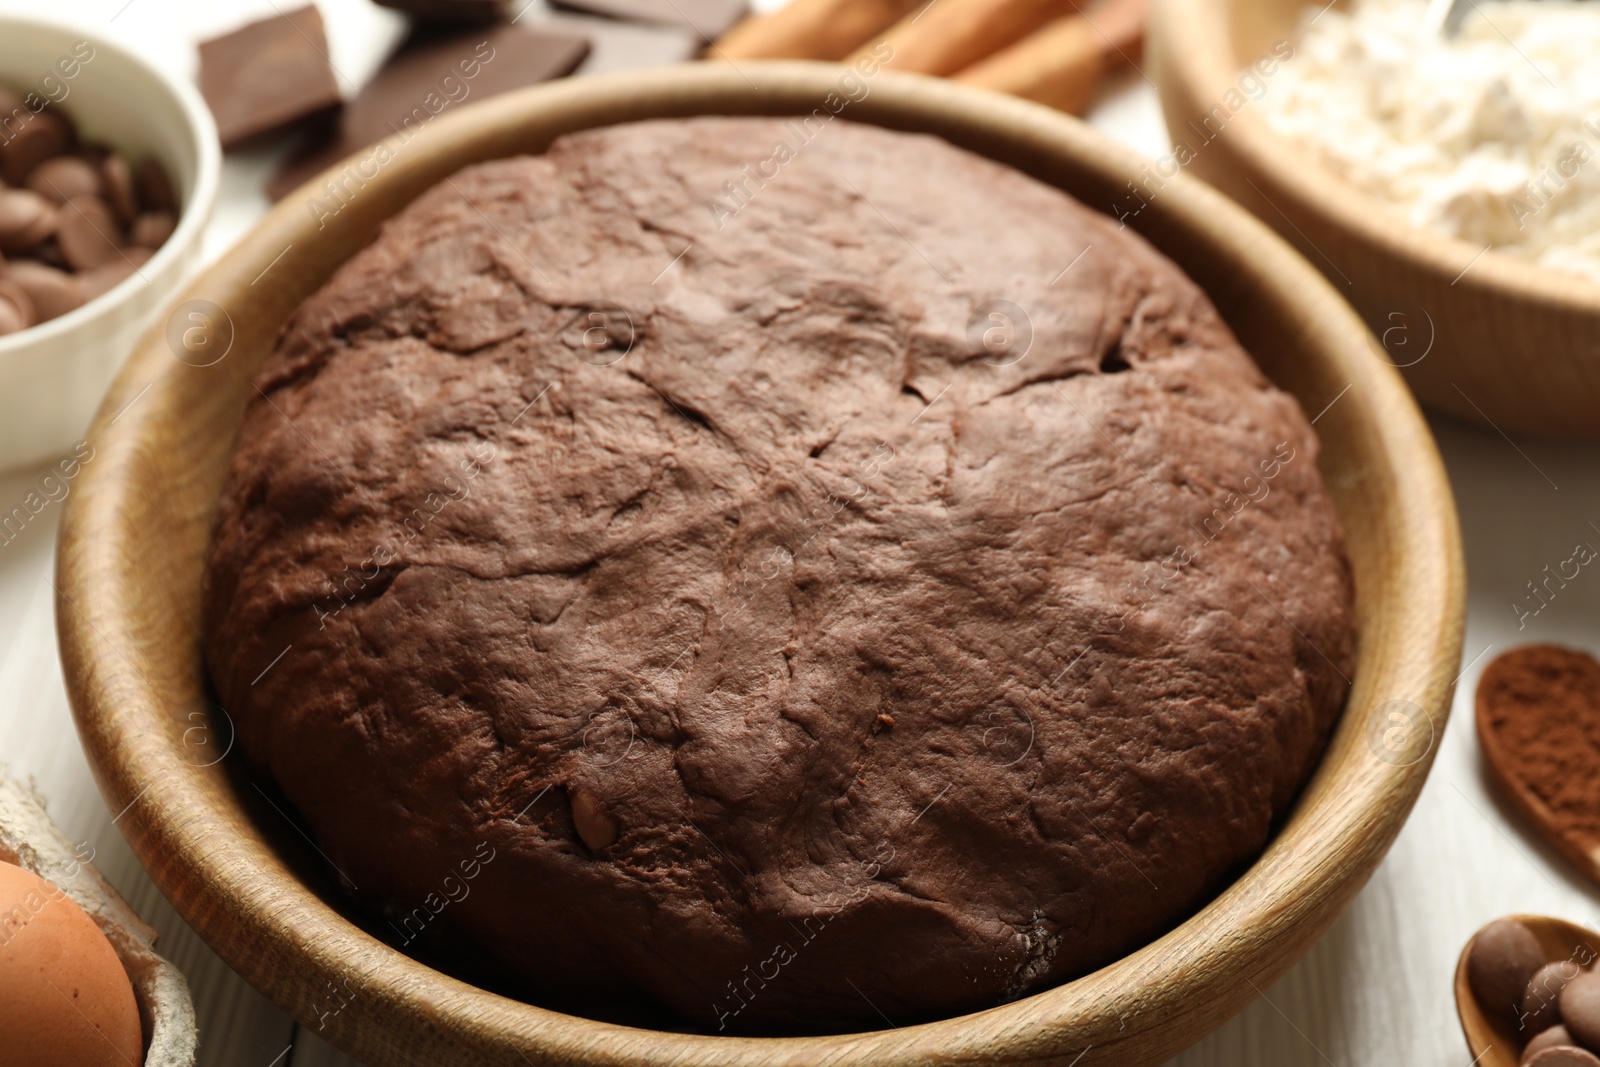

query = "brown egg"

[{"left": 0, "top": 860, "right": 143, "bottom": 1067}]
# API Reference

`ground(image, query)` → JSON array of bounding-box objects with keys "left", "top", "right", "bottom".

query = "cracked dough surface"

[{"left": 202, "top": 117, "right": 1355, "bottom": 1033}]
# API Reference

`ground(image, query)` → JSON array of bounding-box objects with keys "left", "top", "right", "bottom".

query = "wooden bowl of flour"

[
  {"left": 57, "top": 64, "right": 1464, "bottom": 1066},
  {"left": 1150, "top": 0, "right": 1600, "bottom": 439}
]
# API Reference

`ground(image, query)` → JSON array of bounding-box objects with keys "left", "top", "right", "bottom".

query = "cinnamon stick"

[
  {"left": 715, "top": 0, "right": 925, "bottom": 61},
  {"left": 849, "top": 0, "right": 1076, "bottom": 76},
  {"left": 954, "top": 0, "right": 1148, "bottom": 114}
]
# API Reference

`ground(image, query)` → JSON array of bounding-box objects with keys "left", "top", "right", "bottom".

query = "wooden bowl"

[
  {"left": 1148, "top": 0, "right": 1600, "bottom": 440},
  {"left": 56, "top": 63, "right": 1465, "bottom": 1067}
]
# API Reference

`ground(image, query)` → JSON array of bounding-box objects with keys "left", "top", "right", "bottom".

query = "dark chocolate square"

[
  {"left": 267, "top": 24, "right": 590, "bottom": 201},
  {"left": 199, "top": 5, "right": 344, "bottom": 149}
]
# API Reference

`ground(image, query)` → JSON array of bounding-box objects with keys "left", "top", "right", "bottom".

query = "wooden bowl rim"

[
  {"left": 56, "top": 62, "right": 1466, "bottom": 1065},
  {"left": 1151, "top": 0, "right": 1600, "bottom": 315}
]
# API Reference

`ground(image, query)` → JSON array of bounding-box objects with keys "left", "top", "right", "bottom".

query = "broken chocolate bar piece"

[
  {"left": 267, "top": 25, "right": 590, "bottom": 201},
  {"left": 199, "top": 6, "right": 344, "bottom": 149}
]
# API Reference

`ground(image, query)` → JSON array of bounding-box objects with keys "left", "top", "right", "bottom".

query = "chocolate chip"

[
  {"left": 56, "top": 195, "right": 122, "bottom": 270},
  {"left": 4, "top": 260, "right": 84, "bottom": 323},
  {"left": 136, "top": 158, "right": 175, "bottom": 213},
  {"left": 1526, "top": 961, "right": 1582, "bottom": 1034},
  {"left": 0, "top": 299, "right": 27, "bottom": 335},
  {"left": 129, "top": 211, "right": 176, "bottom": 248},
  {"left": 0, "top": 123, "right": 172, "bottom": 336},
  {"left": 32, "top": 240, "right": 68, "bottom": 271},
  {"left": 1472, "top": 920, "right": 1547, "bottom": 1023},
  {"left": 1528, "top": 1047, "right": 1600, "bottom": 1066},
  {"left": 1560, "top": 971, "right": 1600, "bottom": 1051},
  {"left": 101, "top": 153, "right": 138, "bottom": 223},
  {"left": 1526, "top": 1026, "right": 1580, "bottom": 1064},
  {"left": 0, "top": 109, "right": 73, "bottom": 184},
  {"left": 77, "top": 255, "right": 142, "bottom": 302},
  {"left": 75, "top": 259, "right": 134, "bottom": 302},
  {"left": 26, "top": 156, "right": 101, "bottom": 204},
  {"left": 0, "top": 278, "right": 35, "bottom": 334},
  {"left": 0, "top": 189, "right": 57, "bottom": 254},
  {"left": 569, "top": 786, "right": 619, "bottom": 850}
]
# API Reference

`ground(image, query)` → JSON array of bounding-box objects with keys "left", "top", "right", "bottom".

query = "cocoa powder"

[{"left": 1478, "top": 645, "right": 1600, "bottom": 855}]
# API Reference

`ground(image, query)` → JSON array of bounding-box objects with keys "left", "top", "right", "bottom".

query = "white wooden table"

[{"left": 4, "top": 2, "right": 1598, "bottom": 1064}]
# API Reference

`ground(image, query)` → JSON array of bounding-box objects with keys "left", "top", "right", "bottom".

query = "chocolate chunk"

[
  {"left": 1528, "top": 1048, "right": 1600, "bottom": 1066},
  {"left": 199, "top": 5, "right": 344, "bottom": 149},
  {"left": 101, "top": 153, "right": 138, "bottom": 223},
  {"left": 1470, "top": 919, "right": 1547, "bottom": 1022},
  {"left": 549, "top": 0, "right": 749, "bottom": 39},
  {"left": 1527, "top": 961, "right": 1581, "bottom": 1034},
  {"left": 1526, "top": 1027, "right": 1581, "bottom": 1064},
  {"left": 1561, "top": 971, "right": 1600, "bottom": 1051},
  {"left": 129, "top": 211, "right": 176, "bottom": 248},
  {"left": 267, "top": 25, "right": 590, "bottom": 201},
  {"left": 373, "top": 0, "right": 507, "bottom": 21},
  {"left": 0, "top": 189, "right": 57, "bottom": 253},
  {"left": 569, "top": 787, "right": 619, "bottom": 850},
  {"left": 56, "top": 195, "right": 121, "bottom": 270},
  {"left": 4, "top": 260, "right": 85, "bottom": 323},
  {"left": 0, "top": 278, "right": 35, "bottom": 333},
  {"left": 27, "top": 156, "right": 101, "bottom": 204},
  {"left": 0, "top": 109, "right": 74, "bottom": 184},
  {"left": 136, "top": 157, "right": 176, "bottom": 213}
]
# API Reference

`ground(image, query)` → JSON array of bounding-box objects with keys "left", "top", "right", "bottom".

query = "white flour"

[{"left": 1258, "top": 0, "right": 1600, "bottom": 283}]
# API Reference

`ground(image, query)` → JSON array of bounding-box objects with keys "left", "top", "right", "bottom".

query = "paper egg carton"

[{"left": 0, "top": 773, "right": 195, "bottom": 1067}]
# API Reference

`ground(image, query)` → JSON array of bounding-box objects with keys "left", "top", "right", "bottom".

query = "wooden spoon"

[
  {"left": 1456, "top": 915, "right": 1600, "bottom": 1067},
  {"left": 1477, "top": 647, "right": 1600, "bottom": 891}
]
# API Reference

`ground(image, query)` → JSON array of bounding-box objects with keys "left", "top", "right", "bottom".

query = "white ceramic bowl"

[{"left": 0, "top": 13, "right": 218, "bottom": 472}]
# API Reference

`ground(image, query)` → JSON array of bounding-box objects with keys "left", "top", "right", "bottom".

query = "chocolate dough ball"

[{"left": 203, "top": 117, "right": 1356, "bottom": 1032}]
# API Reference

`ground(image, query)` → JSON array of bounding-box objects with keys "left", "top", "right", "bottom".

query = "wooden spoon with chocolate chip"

[{"left": 1457, "top": 915, "right": 1600, "bottom": 1066}]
